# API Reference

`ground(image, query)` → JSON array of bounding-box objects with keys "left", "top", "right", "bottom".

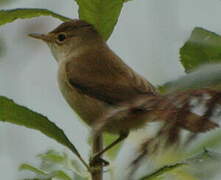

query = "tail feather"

[
  {"left": 94, "top": 88, "right": 221, "bottom": 136},
  {"left": 163, "top": 89, "right": 221, "bottom": 132}
]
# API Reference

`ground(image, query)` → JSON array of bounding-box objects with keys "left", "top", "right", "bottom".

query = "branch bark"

[{"left": 91, "top": 134, "right": 103, "bottom": 180}]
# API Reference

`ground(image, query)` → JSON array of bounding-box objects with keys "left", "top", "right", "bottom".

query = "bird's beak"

[{"left": 28, "top": 33, "right": 51, "bottom": 42}]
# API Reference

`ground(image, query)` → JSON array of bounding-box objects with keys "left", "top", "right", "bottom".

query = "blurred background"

[{"left": 1, "top": 0, "right": 221, "bottom": 179}]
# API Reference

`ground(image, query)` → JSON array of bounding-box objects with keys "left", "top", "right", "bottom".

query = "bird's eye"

[{"left": 56, "top": 33, "right": 66, "bottom": 43}]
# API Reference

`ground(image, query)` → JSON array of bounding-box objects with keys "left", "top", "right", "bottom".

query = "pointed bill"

[{"left": 29, "top": 33, "right": 51, "bottom": 42}]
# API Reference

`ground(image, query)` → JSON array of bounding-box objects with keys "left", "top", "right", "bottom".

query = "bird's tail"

[
  {"left": 151, "top": 88, "right": 220, "bottom": 133},
  {"left": 94, "top": 88, "right": 221, "bottom": 137}
]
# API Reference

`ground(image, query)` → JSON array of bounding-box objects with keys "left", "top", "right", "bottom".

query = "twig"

[
  {"left": 139, "top": 162, "right": 185, "bottom": 180},
  {"left": 91, "top": 134, "right": 103, "bottom": 180}
]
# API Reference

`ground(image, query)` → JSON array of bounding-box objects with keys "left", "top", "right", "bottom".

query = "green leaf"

[
  {"left": 19, "top": 163, "right": 48, "bottom": 176},
  {"left": 185, "top": 149, "right": 221, "bottom": 180},
  {"left": 0, "top": 96, "right": 88, "bottom": 170},
  {"left": 20, "top": 164, "right": 73, "bottom": 180},
  {"left": 139, "top": 163, "right": 185, "bottom": 180},
  {"left": 180, "top": 27, "right": 221, "bottom": 72},
  {"left": 0, "top": 8, "right": 71, "bottom": 26},
  {"left": 187, "top": 149, "right": 221, "bottom": 164},
  {"left": 188, "top": 130, "right": 221, "bottom": 155},
  {"left": 38, "top": 150, "right": 65, "bottom": 164},
  {"left": 75, "top": 0, "right": 124, "bottom": 40},
  {"left": 139, "top": 150, "right": 220, "bottom": 180},
  {"left": 103, "top": 133, "right": 122, "bottom": 159},
  {"left": 38, "top": 150, "right": 86, "bottom": 177},
  {"left": 161, "top": 63, "right": 221, "bottom": 93},
  {"left": 48, "top": 170, "right": 72, "bottom": 180}
]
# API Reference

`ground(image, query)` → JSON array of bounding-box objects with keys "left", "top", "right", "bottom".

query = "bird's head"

[{"left": 29, "top": 19, "right": 102, "bottom": 62}]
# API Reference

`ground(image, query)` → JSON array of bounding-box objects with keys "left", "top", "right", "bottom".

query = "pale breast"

[{"left": 57, "top": 61, "right": 108, "bottom": 126}]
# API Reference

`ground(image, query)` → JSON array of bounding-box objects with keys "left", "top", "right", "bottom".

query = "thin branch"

[
  {"left": 91, "top": 134, "right": 103, "bottom": 180},
  {"left": 139, "top": 163, "right": 185, "bottom": 180}
]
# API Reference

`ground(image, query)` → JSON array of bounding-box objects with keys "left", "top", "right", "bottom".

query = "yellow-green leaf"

[
  {"left": 0, "top": 8, "right": 71, "bottom": 26},
  {"left": 139, "top": 163, "right": 185, "bottom": 180},
  {"left": 180, "top": 27, "right": 221, "bottom": 73},
  {"left": 75, "top": 0, "right": 124, "bottom": 40},
  {"left": 161, "top": 64, "right": 221, "bottom": 93},
  {"left": 103, "top": 133, "right": 122, "bottom": 159},
  {"left": 38, "top": 150, "right": 65, "bottom": 164},
  {"left": 0, "top": 96, "right": 87, "bottom": 169},
  {"left": 189, "top": 130, "right": 221, "bottom": 155},
  {"left": 49, "top": 170, "right": 72, "bottom": 180},
  {"left": 19, "top": 163, "right": 48, "bottom": 176}
]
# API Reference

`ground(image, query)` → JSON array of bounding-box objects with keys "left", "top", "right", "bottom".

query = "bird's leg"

[{"left": 90, "top": 132, "right": 129, "bottom": 166}]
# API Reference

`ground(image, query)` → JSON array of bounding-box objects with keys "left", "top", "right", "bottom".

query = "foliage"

[
  {"left": 1, "top": 0, "right": 221, "bottom": 180},
  {"left": 0, "top": 0, "right": 127, "bottom": 41},
  {"left": 75, "top": 0, "right": 124, "bottom": 40},
  {"left": 19, "top": 150, "right": 88, "bottom": 180},
  {"left": 0, "top": 97, "right": 72, "bottom": 151},
  {"left": 139, "top": 163, "right": 185, "bottom": 180},
  {"left": 138, "top": 149, "right": 221, "bottom": 180},
  {"left": 162, "top": 27, "right": 221, "bottom": 92},
  {"left": 133, "top": 27, "right": 221, "bottom": 179},
  {"left": 180, "top": 27, "right": 221, "bottom": 73},
  {"left": 161, "top": 64, "right": 221, "bottom": 93},
  {"left": 0, "top": 9, "right": 71, "bottom": 26},
  {"left": 0, "top": 96, "right": 88, "bottom": 169},
  {"left": 103, "top": 133, "right": 122, "bottom": 159},
  {"left": 137, "top": 27, "right": 221, "bottom": 179}
]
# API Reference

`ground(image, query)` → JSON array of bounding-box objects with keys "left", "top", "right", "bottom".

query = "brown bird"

[{"left": 29, "top": 19, "right": 219, "bottom": 166}]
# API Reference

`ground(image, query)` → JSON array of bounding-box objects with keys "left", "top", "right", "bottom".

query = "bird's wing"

[{"left": 65, "top": 50, "right": 156, "bottom": 105}]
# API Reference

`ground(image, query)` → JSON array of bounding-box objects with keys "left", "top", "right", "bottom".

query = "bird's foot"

[{"left": 89, "top": 155, "right": 109, "bottom": 168}]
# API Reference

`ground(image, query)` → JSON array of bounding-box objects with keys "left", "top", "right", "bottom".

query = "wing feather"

[{"left": 65, "top": 47, "right": 156, "bottom": 105}]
